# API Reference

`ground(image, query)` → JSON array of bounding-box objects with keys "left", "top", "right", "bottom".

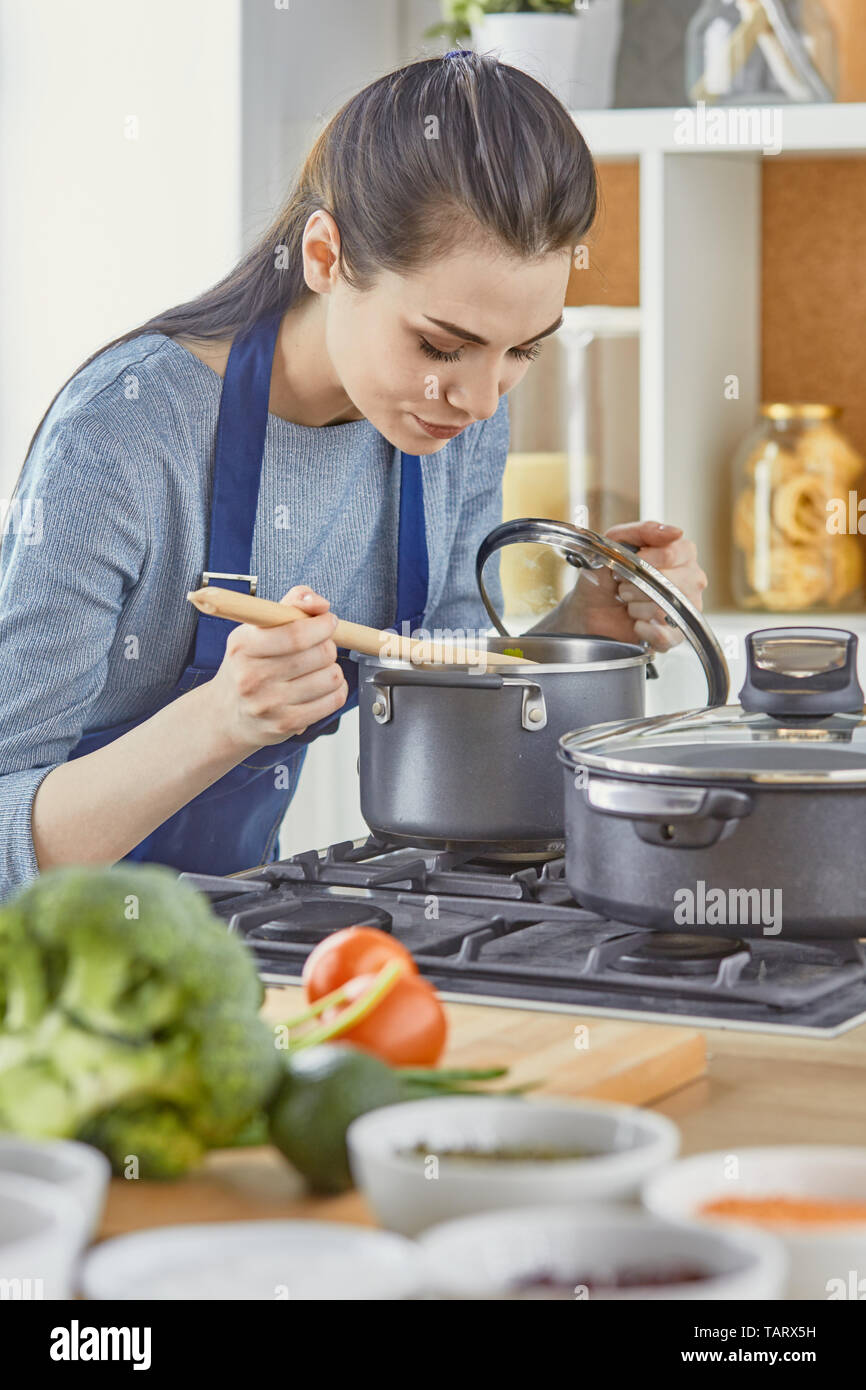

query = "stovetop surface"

[{"left": 180, "top": 836, "right": 866, "bottom": 1037}]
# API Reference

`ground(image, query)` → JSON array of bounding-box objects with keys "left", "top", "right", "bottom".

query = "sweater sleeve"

[
  {"left": 425, "top": 392, "right": 510, "bottom": 636},
  {"left": 0, "top": 409, "right": 146, "bottom": 901}
]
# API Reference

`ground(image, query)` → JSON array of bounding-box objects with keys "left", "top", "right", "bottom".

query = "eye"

[
  {"left": 419, "top": 337, "right": 463, "bottom": 363},
  {"left": 418, "top": 336, "right": 542, "bottom": 365}
]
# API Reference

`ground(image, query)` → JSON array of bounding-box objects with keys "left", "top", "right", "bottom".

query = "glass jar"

[
  {"left": 731, "top": 404, "right": 865, "bottom": 612},
  {"left": 686, "top": 0, "right": 837, "bottom": 105}
]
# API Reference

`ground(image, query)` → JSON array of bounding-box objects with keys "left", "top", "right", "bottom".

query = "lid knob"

[{"left": 739, "top": 627, "right": 864, "bottom": 717}]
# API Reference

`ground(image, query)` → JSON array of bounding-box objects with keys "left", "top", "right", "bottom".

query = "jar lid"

[
  {"left": 476, "top": 517, "right": 729, "bottom": 706},
  {"left": 760, "top": 403, "right": 842, "bottom": 420},
  {"left": 559, "top": 627, "right": 866, "bottom": 786}
]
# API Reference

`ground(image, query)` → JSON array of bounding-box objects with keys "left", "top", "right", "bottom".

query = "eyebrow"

[{"left": 422, "top": 313, "right": 564, "bottom": 348}]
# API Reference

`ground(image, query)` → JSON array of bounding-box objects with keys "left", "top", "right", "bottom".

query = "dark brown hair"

[{"left": 23, "top": 50, "right": 597, "bottom": 466}]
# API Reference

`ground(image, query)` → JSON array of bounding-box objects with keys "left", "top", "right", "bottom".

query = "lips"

[{"left": 412, "top": 413, "right": 468, "bottom": 440}]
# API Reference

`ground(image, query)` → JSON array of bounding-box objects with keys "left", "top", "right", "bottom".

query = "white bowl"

[
  {"left": 346, "top": 1095, "right": 680, "bottom": 1237},
  {"left": 643, "top": 1146, "right": 866, "bottom": 1300},
  {"left": 419, "top": 1204, "right": 787, "bottom": 1300},
  {"left": 80, "top": 1220, "right": 427, "bottom": 1301},
  {"left": 0, "top": 1138, "right": 110, "bottom": 1239},
  {"left": 0, "top": 1171, "right": 90, "bottom": 1299}
]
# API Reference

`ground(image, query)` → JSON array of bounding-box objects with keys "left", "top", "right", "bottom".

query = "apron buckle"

[{"left": 201, "top": 571, "right": 258, "bottom": 595}]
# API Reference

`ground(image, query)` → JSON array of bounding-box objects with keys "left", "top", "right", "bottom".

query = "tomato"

[
  {"left": 303, "top": 926, "right": 417, "bottom": 1002},
  {"left": 320, "top": 970, "right": 447, "bottom": 1067}
]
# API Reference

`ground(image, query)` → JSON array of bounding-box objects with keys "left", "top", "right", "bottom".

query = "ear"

[{"left": 302, "top": 210, "right": 342, "bottom": 294}]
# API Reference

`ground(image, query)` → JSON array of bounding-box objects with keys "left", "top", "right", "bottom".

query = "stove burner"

[
  {"left": 180, "top": 836, "right": 866, "bottom": 1034},
  {"left": 471, "top": 848, "right": 565, "bottom": 867},
  {"left": 610, "top": 933, "right": 748, "bottom": 977},
  {"left": 365, "top": 831, "right": 565, "bottom": 866},
  {"left": 245, "top": 900, "right": 393, "bottom": 947}
]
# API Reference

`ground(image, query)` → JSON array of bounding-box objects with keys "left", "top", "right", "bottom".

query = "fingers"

[
  {"left": 273, "top": 662, "right": 347, "bottom": 707},
  {"left": 631, "top": 537, "right": 698, "bottom": 571},
  {"left": 633, "top": 619, "right": 684, "bottom": 651},
  {"left": 617, "top": 559, "right": 707, "bottom": 612},
  {"left": 293, "top": 680, "right": 350, "bottom": 729},
  {"left": 230, "top": 609, "right": 339, "bottom": 659},
  {"left": 620, "top": 596, "right": 667, "bottom": 622},
  {"left": 238, "top": 637, "right": 339, "bottom": 681},
  {"left": 605, "top": 519, "right": 684, "bottom": 550},
  {"left": 239, "top": 663, "right": 348, "bottom": 725},
  {"left": 584, "top": 521, "right": 707, "bottom": 653},
  {"left": 576, "top": 567, "right": 619, "bottom": 601},
  {"left": 280, "top": 585, "right": 331, "bottom": 615}
]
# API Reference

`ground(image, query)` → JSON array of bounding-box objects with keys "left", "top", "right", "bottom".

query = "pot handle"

[
  {"left": 366, "top": 668, "right": 548, "bottom": 730},
  {"left": 582, "top": 776, "right": 753, "bottom": 848}
]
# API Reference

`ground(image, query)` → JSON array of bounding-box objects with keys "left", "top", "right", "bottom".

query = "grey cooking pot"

[
  {"left": 558, "top": 627, "right": 866, "bottom": 940},
  {"left": 355, "top": 518, "right": 729, "bottom": 854}
]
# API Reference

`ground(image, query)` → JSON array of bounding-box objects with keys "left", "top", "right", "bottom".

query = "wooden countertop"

[
  {"left": 99, "top": 988, "right": 866, "bottom": 1239},
  {"left": 656, "top": 1014, "right": 866, "bottom": 1152}
]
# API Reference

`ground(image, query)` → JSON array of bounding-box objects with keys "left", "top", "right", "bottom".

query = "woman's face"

[{"left": 307, "top": 213, "right": 572, "bottom": 453}]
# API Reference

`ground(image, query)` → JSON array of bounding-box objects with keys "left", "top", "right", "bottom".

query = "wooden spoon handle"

[{"left": 186, "top": 586, "right": 534, "bottom": 667}]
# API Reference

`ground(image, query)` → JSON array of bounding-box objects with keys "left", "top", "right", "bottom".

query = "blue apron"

[{"left": 67, "top": 310, "right": 429, "bottom": 874}]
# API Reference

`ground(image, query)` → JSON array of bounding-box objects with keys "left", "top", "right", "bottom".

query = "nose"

[{"left": 445, "top": 374, "right": 501, "bottom": 425}]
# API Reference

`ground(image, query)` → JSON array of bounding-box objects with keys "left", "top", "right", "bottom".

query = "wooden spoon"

[{"left": 186, "top": 586, "right": 535, "bottom": 667}]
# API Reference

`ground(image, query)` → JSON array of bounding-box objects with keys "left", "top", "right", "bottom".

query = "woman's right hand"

[{"left": 208, "top": 585, "right": 349, "bottom": 751}]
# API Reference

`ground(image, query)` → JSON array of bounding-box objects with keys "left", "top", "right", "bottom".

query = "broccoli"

[
  {"left": 79, "top": 1104, "right": 207, "bottom": 1180},
  {"left": 0, "top": 864, "right": 281, "bottom": 1177}
]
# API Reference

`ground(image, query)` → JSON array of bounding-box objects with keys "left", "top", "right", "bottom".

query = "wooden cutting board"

[{"left": 99, "top": 988, "right": 705, "bottom": 1239}]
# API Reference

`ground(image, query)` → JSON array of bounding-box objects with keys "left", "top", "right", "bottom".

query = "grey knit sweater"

[{"left": 0, "top": 333, "right": 509, "bottom": 900}]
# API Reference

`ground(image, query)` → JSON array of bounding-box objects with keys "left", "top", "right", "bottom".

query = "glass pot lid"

[
  {"left": 559, "top": 628, "right": 866, "bottom": 785},
  {"left": 476, "top": 517, "right": 729, "bottom": 706}
]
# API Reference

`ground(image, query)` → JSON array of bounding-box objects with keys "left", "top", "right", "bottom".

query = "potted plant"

[{"left": 425, "top": 1, "right": 625, "bottom": 110}]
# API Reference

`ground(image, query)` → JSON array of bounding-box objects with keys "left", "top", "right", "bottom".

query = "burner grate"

[{"left": 178, "top": 836, "right": 866, "bottom": 1035}]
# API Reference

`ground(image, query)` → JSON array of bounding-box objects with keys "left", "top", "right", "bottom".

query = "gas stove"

[{"left": 180, "top": 836, "right": 866, "bottom": 1037}]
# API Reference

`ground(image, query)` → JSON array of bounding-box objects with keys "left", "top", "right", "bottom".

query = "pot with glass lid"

[
  {"left": 355, "top": 518, "right": 728, "bottom": 854},
  {"left": 558, "top": 627, "right": 866, "bottom": 940}
]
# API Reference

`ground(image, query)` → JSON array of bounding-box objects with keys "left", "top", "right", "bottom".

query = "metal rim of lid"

[
  {"left": 476, "top": 518, "right": 730, "bottom": 707},
  {"left": 558, "top": 707, "right": 866, "bottom": 787},
  {"left": 355, "top": 650, "right": 651, "bottom": 677}
]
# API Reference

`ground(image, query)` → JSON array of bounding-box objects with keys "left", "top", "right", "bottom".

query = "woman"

[{"left": 0, "top": 51, "right": 706, "bottom": 900}]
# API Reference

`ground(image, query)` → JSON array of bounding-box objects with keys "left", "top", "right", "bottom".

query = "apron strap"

[
  {"left": 191, "top": 309, "right": 283, "bottom": 672},
  {"left": 396, "top": 452, "right": 428, "bottom": 633},
  {"left": 183, "top": 305, "right": 428, "bottom": 684}
]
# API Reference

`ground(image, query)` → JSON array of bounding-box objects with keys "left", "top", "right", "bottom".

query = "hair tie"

[{"left": 444, "top": 49, "right": 473, "bottom": 59}]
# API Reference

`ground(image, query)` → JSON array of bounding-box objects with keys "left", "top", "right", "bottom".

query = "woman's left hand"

[{"left": 575, "top": 520, "right": 708, "bottom": 652}]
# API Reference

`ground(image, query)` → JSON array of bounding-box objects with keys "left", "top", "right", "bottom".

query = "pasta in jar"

[{"left": 731, "top": 404, "right": 865, "bottom": 612}]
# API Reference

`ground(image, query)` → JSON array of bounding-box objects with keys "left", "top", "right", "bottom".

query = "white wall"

[
  {"left": 0, "top": 0, "right": 452, "bottom": 862},
  {"left": 241, "top": 0, "right": 406, "bottom": 245},
  {"left": 0, "top": 0, "right": 242, "bottom": 494}
]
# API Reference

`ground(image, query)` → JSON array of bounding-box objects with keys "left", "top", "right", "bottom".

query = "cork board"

[
  {"left": 821, "top": 0, "right": 866, "bottom": 103},
  {"left": 563, "top": 152, "right": 866, "bottom": 462},
  {"left": 762, "top": 156, "right": 866, "bottom": 460},
  {"left": 566, "top": 159, "right": 639, "bottom": 307}
]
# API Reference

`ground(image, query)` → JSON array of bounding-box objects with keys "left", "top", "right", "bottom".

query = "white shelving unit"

[
  {"left": 574, "top": 103, "right": 866, "bottom": 156},
  {"left": 571, "top": 103, "right": 866, "bottom": 632}
]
